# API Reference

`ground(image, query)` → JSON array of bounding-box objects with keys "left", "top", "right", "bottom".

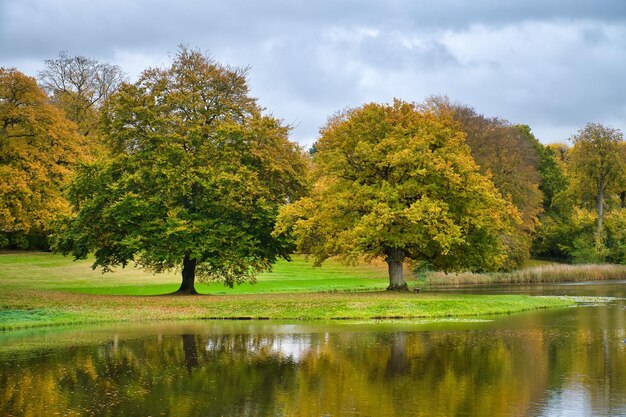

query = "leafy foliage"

[
  {"left": 533, "top": 199, "right": 626, "bottom": 265},
  {"left": 567, "top": 123, "right": 626, "bottom": 236},
  {"left": 54, "top": 48, "right": 308, "bottom": 290},
  {"left": 539, "top": 123, "right": 626, "bottom": 260},
  {"left": 276, "top": 100, "right": 519, "bottom": 288},
  {"left": 516, "top": 125, "right": 568, "bottom": 212},
  {"left": 423, "top": 97, "right": 543, "bottom": 268},
  {"left": 604, "top": 209, "right": 626, "bottom": 264},
  {"left": 523, "top": 126, "right": 572, "bottom": 260},
  {"left": 551, "top": 208, "right": 626, "bottom": 264},
  {"left": 0, "top": 68, "right": 88, "bottom": 249}
]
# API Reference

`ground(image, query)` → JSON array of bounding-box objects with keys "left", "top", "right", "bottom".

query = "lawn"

[
  {"left": 0, "top": 252, "right": 393, "bottom": 295},
  {"left": 0, "top": 252, "right": 575, "bottom": 330}
]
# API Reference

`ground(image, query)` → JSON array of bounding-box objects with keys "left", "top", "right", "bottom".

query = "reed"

[{"left": 426, "top": 263, "right": 626, "bottom": 286}]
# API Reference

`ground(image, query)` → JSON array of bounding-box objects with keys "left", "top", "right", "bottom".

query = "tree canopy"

[
  {"left": 568, "top": 122, "right": 625, "bottom": 240},
  {"left": 531, "top": 124, "right": 626, "bottom": 263},
  {"left": 276, "top": 100, "right": 519, "bottom": 290},
  {"left": 54, "top": 48, "right": 309, "bottom": 294},
  {"left": 0, "top": 68, "right": 88, "bottom": 248},
  {"left": 423, "top": 97, "right": 543, "bottom": 268}
]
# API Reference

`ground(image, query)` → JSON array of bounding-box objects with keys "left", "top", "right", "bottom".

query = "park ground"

[{"left": 0, "top": 252, "right": 597, "bottom": 330}]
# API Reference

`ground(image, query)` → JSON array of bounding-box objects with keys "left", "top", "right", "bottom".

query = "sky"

[{"left": 1, "top": 0, "right": 625, "bottom": 147}]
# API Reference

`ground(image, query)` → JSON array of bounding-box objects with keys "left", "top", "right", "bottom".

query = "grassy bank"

[
  {"left": 0, "top": 290, "right": 574, "bottom": 331},
  {"left": 0, "top": 252, "right": 577, "bottom": 330},
  {"left": 427, "top": 263, "right": 626, "bottom": 286}
]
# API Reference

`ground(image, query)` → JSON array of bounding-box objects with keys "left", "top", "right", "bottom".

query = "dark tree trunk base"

[
  {"left": 386, "top": 283, "right": 409, "bottom": 292},
  {"left": 173, "top": 287, "right": 200, "bottom": 295},
  {"left": 175, "top": 254, "right": 198, "bottom": 295},
  {"left": 385, "top": 248, "right": 408, "bottom": 292}
]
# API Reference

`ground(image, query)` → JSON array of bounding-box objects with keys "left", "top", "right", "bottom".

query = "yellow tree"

[
  {"left": 568, "top": 123, "right": 626, "bottom": 243},
  {"left": 548, "top": 142, "right": 570, "bottom": 164},
  {"left": 0, "top": 68, "right": 88, "bottom": 248},
  {"left": 276, "top": 100, "right": 519, "bottom": 290},
  {"left": 618, "top": 142, "right": 626, "bottom": 208}
]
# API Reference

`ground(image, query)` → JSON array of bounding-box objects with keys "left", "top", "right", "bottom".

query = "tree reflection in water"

[{"left": 1, "top": 303, "right": 625, "bottom": 416}]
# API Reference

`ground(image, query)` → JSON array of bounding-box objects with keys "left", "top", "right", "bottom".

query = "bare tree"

[{"left": 38, "top": 51, "right": 126, "bottom": 134}]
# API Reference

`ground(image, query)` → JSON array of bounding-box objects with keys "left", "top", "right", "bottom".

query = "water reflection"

[
  {"left": 1, "top": 299, "right": 625, "bottom": 416},
  {"left": 204, "top": 331, "right": 314, "bottom": 363}
]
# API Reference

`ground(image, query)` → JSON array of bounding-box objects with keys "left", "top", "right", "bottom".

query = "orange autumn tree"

[
  {"left": 0, "top": 68, "right": 88, "bottom": 248},
  {"left": 276, "top": 100, "right": 520, "bottom": 290}
]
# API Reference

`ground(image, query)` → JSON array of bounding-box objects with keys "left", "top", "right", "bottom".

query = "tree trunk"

[
  {"left": 386, "top": 333, "right": 409, "bottom": 376},
  {"left": 386, "top": 248, "right": 408, "bottom": 291},
  {"left": 620, "top": 191, "right": 625, "bottom": 209},
  {"left": 182, "top": 334, "right": 199, "bottom": 372},
  {"left": 176, "top": 254, "right": 198, "bottom": 294}
]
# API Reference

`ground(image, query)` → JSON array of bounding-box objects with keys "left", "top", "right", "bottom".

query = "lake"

[{"left": 1, "top": 281, "right": 625, "bottom": 416}]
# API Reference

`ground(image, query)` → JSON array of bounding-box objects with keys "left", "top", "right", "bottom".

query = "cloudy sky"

[{"left": 1, "top": 0, "right": 625, "bottom": 146}]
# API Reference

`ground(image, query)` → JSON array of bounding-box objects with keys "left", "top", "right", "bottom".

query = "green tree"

[
  {"left": 568, "top": 123, "right": 625, "bottom": 244},
  {"left": 605, "top": 209, "right": 626, "bottom": 263},
  {"left": 515, "top": 125, "right": 568, "bottom": 212},
  {"left": 54, "top": 48, "right": 308, "bottom": 294},
  {"left": 276, "top": 100, "right": 519, "bottom": 290},
  {"left": 515, "top": 126, "right": 571, "bottom": 261},
  {"left": 0, "top": 68, "right": 88, "bottom": 249}
]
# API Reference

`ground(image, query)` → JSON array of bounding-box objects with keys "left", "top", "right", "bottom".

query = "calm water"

[{"left": 1, "top": 282, "right": 625, "bottom": 416}]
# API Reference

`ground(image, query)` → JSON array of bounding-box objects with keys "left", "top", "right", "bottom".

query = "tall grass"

[{"left": 426, "top": 263, "right": 626, "bottom": 286}]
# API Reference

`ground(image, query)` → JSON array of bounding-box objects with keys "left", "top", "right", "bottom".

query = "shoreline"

[{"left": 0, "top": 289, "right": 574, "bottom": 331}]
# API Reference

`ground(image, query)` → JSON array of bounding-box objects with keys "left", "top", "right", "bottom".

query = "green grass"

[
  {"left": 0, "top": 252, "right": 576, "bottom": 330},
  {"left": 0, "top": 252, "right": 392, "bottom": 295},
  {"left": 0, "top": 290, "right": 574, "bottom": 331},
  {"left": 0, "top": 309, "right": 81, "bottom": 329}
]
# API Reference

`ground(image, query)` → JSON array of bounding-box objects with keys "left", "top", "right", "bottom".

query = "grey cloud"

[
  {"left": 3, "top": 0, "right": 625, "bottom": 59},
  {"left": 1, "top": 0, "right": 625, "bottom": 144},
  {"left": 348, "top": 35, "right": 460, "bottom": 72}
]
